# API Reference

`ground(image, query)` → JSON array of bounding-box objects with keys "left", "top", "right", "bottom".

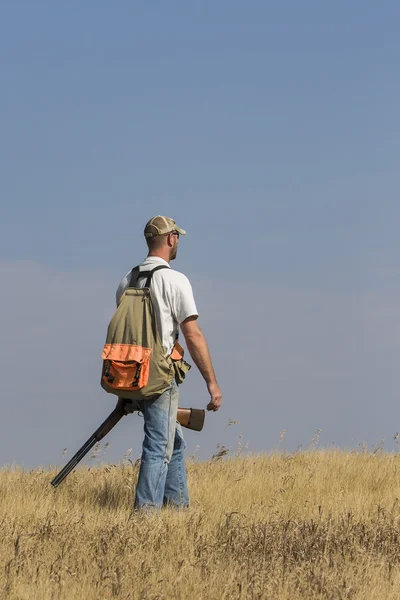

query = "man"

[{"left": 116, "top": 215, "right": 222, "bottom": 510}]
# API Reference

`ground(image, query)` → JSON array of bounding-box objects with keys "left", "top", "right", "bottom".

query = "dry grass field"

[{"left": 2, "top": 448, "right": 400, "bottom": 599}]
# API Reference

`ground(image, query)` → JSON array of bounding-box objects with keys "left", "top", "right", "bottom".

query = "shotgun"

[{"left": 50, "top": 405, "right": 205, "bottom": 488}]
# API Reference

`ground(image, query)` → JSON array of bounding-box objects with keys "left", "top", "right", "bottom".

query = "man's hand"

[{"left": 207, "top": 381, "right": 222, "bottom": 412}]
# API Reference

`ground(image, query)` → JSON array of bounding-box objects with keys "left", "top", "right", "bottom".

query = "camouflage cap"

[{"left": 144, "top": 216, "right": 186, "bottom": 239}]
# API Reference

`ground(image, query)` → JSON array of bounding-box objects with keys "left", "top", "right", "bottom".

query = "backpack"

[{"left": 100, "top": 265, "right": 191, "bottom": 400}]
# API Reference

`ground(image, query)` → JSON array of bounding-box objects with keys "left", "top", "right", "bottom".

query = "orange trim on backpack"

[
  {"left": 102, "top": 343, "right": 151, "bottom": 362},
  {"left": 101, "top": 344, "right": 152, "bottom": 391},
  {"left": 170, "top": 341, "right": 184, "bottom": 361}
]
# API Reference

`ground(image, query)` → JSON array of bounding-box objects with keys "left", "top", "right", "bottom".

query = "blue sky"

[{"left": 1, "top": 1, "right": 400, "bottom": 467}]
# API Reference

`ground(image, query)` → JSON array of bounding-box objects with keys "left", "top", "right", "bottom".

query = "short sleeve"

[
  {"left": 116, "top": 273, "right": 130, "bottom": 306},
  {"left": 170, "top": 274, "right": 199, "bottom": 325}
]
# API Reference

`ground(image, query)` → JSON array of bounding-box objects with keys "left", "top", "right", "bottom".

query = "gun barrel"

[
  {"left": 50, "top": 407, "right": 125, "bottom": 488},
  {"left": 50, "top": 405, "right": 205, "bottom": 488},
  {"left": 51, "top": 436, "right": 98, "bottom": 488}
]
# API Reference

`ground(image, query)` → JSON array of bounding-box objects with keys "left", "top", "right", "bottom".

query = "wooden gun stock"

[
  {"left": 177, "top": 408, "right": 205, "bottom": 432},
  {"left": 51, "top": 405, "right": 205, "bottom": 488}
]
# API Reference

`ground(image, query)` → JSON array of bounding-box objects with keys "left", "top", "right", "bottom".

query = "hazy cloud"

[{"left": 1, "top": 260, "right": 400, "bottom": 469}]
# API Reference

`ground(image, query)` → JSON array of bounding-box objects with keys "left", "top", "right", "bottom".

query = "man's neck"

[{"left": 147, "top": 251, "right": 170, "bottom": 264}]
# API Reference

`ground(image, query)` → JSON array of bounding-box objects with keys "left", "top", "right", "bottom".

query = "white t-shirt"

[{"left": 116, "top": 256, "right": 198, "bottom": 356}]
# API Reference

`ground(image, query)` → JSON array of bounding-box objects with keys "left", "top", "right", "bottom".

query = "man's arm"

[{"left": 180, "top": 316, "right": 222, "bottom": 412}]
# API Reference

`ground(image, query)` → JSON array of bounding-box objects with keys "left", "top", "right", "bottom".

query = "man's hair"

[{"left": 146, "top": 235, "right": 167, "bottom": 251}]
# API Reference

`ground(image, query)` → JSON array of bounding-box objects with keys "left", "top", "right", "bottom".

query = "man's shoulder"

[{"left": 155, "top": 267, "right": 191, "bottom": 288}]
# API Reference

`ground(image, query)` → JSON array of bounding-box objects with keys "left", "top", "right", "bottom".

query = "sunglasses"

[{"left": 162, "top": 230, "right": 180, "bottom": 239}]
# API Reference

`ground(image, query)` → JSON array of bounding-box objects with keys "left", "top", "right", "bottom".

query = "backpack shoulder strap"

[
  {"left": 129, "top": 265, "right": 170, "bottom": 289},
  {"left": 128, "top": 266, "right": 140, "bottom": 288},
  {"left": 139, "top": 265, "right": 170, "bottom": 288}
]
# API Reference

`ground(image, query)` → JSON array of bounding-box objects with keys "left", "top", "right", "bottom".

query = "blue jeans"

[{"left": 128, "top": 380, "right": 189, "bottom": 510}]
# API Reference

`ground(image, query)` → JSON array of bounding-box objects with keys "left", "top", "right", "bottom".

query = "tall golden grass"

[{"left": 2, "top": 447, "right": 400, "bottom": 599}]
